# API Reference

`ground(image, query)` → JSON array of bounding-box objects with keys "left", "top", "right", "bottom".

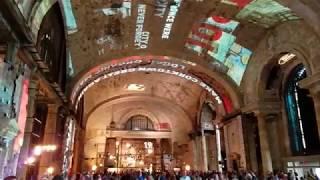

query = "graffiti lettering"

[
  {"left": 134, "top": 4, "right": 150, "bottom": 49},
  {"left": 154, "top": 0, "right": 168, "bottom": 18},
  {"left": 75, "top": 67, "right": 222, "bottom": 109},
  {"left": 161, "top": 0, "right": 182, "bottom": 39}
]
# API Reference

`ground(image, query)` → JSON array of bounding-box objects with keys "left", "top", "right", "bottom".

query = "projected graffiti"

[
  {"left": 96, "top": 15, "right": 125, "bottom": 55},
  {"left": 185, "top": 16, "right": 252, "bottom": 85},
  {"left": 134, "top": 4, "right": 150, "bottom": 49},
  {"left": 62, "top": 0, "right": 78, "bottom": 34},
  {"left": 185, "top": 16, "right": 238, "bottom": 63},
  {"left": 95, "top": 0, "right": 132, "bottom": 18},
  {"left": 221, "top": 0, "right": 298, "bottom": 28},
  {"left": 161, "top": 0, "right": 183, "bottom": 39},
  {"left": 70, "top": 56, "right": 236, "bottom": 110},
  {"left": 224, "top": 43, "right": 251, "bottom": 85},
  {"left": 236, "top": 0, "right": 299, "bottom": 28},
  {"left": 154, "top": 0, "right": 168, "bottom": 18},
  {"left": 221, "top": 0, "right": 252, "bottom": 8}
]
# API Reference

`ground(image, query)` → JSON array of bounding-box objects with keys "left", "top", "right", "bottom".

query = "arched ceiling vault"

[
  {"left": 85, "top": 94, "right": 194, "bottom": 132},
  {"left": 82, "top": 71, "right": 228, "bottom": 128},
  {"left": 66, "top": 0, "right": 299, "bottom": 74},
  {"left": 69, "top": 56, "right": 242, "bottom": 114}
]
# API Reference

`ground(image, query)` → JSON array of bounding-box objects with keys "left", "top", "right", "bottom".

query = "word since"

[
  {"left": 134, "top": 4, "right": 150, "bottom": 49},
  {"left": 161, "top": 0, "right": 182, "bottom": 39}
]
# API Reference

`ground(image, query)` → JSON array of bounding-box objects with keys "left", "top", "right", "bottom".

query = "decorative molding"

[
  {"left": 86, "top": 129, "right": 172, "bottom": 140},
  {"left": 241, "top": 101, "right": 281, "bottom": 115}
]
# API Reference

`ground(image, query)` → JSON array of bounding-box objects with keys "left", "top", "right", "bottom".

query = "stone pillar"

[
  {"left": 16, "top": 80, "right": 38, "bottom": 180},
  {"left": 155, "top": 139, "right": 161, "bottom": 170},
  {"left": 38, "top": 104, "right": 59, "bottom": 177},
  {"left": 192, "top": 137, "right": 199, "bottom": 170},
  {"left": 267, "top": 116, "right": 282, "bottom": 170},
  {"left": 115, "top": 137, "right": 121, "bottom": 172},
  {"left": 256, "top": 112, "right": 273, "bottom": 175},
  {"left": 312, "top": 93, "right": 320, "bottom": 140},
  {"left": 207, "top": 134, "right": 217, "bottom": 170},
  {"left": 71, "top": 124, "right": 83, "bottom": 174},
  {"left": 201, "top": 132, "right": 208, "bottom": 171}
]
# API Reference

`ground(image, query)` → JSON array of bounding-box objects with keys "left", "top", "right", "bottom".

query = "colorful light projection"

[
  {"left": 224, "top": 43, "right": 251, "bottom": 85},
  {"left": 222, "top": 0, "right": 299, "bottom": 28},
  {"left": 70, "top": 57, "right": 235, "bottom": 111},
  {"left": 96, "top": 0, "right": 132, "bottom": 18},
  {"left": 221, "top": 0, "right": 252, "bottom": 8},
  {"left": 161, "top": 0, "right": 183, "bottom": 39},
  {"left": 154, "top": 0, "right": 168, "bottom": 18},
  {"left": 185, "top": 16, "right": 252, "bottom": 85},
  {"left": 62, "top": 0, "right": 78, "bottom": 34},
  {"left": 134, "top": 4, "right": 150, "bottom": 49}
]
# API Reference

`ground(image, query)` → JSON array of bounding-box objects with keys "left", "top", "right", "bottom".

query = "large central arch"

[{"left": 69, "top": 55, "right": 242, "bottom": 113}]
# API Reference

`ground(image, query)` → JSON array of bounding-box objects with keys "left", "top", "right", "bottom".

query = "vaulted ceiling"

[
  {"left": 66, "top": 0, "right": 301, "bottom": 127},
  {"left": 68, "top": 0, "right": 298, "bottom": 82}
]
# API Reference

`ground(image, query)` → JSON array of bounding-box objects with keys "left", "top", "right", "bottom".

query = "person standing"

[{"left": 179, "top": 171, "right": 191, "bottom": 180}]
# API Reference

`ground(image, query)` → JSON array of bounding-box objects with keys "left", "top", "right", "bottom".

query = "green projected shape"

[
  {"left": 224, "top": 43, "right": 251, "bottom": 85},
  {"left": 62, "top": 0, "right": 78, "bottom": 34},
  {"left": 236, "top": 0, "right": 299, "bottom": 28}
]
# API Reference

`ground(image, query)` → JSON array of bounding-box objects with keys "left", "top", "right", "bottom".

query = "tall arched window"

[
  {"left": 125, "top": 115, "right": 154, "bottom": 131},
  {"left": 284, "top": 64, "right": 320, "bottom": 155}
]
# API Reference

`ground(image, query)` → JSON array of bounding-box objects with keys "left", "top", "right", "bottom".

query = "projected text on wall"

[{"left": 185, "top": 16, "right": 252, "bottom": 85}]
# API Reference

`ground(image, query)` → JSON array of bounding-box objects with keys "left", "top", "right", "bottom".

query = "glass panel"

[
  {"left": 126, "top": 115, "right": 154, "bottom": 131},
  {"left": 288, "top": 162, "right": 293, "bottom": 167}
]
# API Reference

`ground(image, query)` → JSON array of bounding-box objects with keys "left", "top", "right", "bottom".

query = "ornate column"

[
  {"left": 155, "top": 139, "right": 161, "bottom": 170},
  {"left": 242, "top": 101, "right": 281, "bottom": 176},
  {"left": 16, "top": 80, "right": 38, "bottom": 180},
  {"left": 300, "top": 71, "right": 320, "bottom": 140},
  {"left": 38, "top": 104, "right": 59, "bottom": 178},
  {"left": 255, "top": 111, "right": 273, "bottom": 175},
  {"left": 207, "top": 134, "right": 217, "bottom": 170},
  {"left": 201, "top": 133, "right": 208, "bottom": 171},
  {"left": 190, "top": 134, "right": 199, "bottom": 170}
]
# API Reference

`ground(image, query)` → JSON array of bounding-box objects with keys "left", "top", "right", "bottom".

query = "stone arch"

[
  {"left": 279, "top": 0, "right": 320, "bottom": 38},
  {"left": 68, "top": 56, "right": 243, "bottom": 114},
  {"left": 85, "top": 94, "right": 192, "bottom": 132},
  {"left": 28, "top": 0, "right": 77, "bottom": 40},
  {"left": 28, "top": 0, "right": 58, "bottom": 38},
  {"left": 242, "top": 21, "right": 320, "bottom": 104}
]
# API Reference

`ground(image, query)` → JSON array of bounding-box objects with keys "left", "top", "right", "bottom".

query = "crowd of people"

[
  {"left": 46, "top": 169, "right": 319, "bottom": 180},
  {"left": 4, "top": 169, "right": 319, "bottom": 180}
]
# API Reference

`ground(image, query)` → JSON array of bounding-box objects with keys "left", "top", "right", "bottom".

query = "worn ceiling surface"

[
  {"left": 68, "top": 0, "right": 298, "bottom": 88},
  {"left": 84, "top": 71, "right": 202, "bottom": 120}
]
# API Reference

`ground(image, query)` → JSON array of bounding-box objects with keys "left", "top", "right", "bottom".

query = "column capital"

[
  {"left": 47, "top": 104, "right": 60, "bottom": 113},
  {"left": 242, "top": 101, "right": 281, "bottom": 117},
  {"left": 299, "top": 71, "right": 320, "bottom": 95}
]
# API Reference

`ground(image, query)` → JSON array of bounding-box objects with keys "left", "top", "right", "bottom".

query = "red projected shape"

[
  {"left": 186, "top": 23, "right": 223, "bottom": 53},
  {"left": 233, "top": 0, "right": 252, "bottom": 8}
]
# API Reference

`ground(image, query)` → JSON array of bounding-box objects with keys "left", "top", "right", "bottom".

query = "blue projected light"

[
  {"left": 62, "top": 0, "right": 78, "bottom": 34},
  {"left": 224, "top": 43, "right": 252, "bottom": 85}
]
